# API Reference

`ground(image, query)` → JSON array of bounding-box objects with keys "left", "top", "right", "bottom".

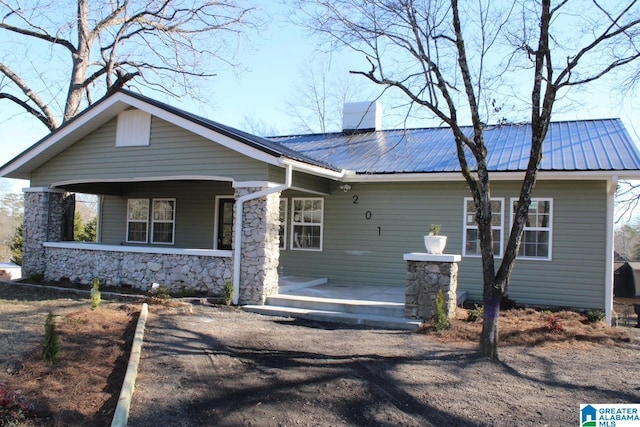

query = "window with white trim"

[
  {"left": 279, "top": 199, "right": 288, "bottom": 250},
  {"left": 463, "top": 198, "right": 504, "bottom": 257},
  {"left": 151, "top": 199, "right": 176, "bottom": 244},
  {"left": 511, "top": 198, "right": 552, "bottom": 260},
  {"left": 291, "top": 198, "right": 323, "bottom": 251},
  {"left": 127, "top": 199, "right": 149, "bottom": 243},
  {"left": 126, "top": 198, "right": 176, "bottom": 244}
]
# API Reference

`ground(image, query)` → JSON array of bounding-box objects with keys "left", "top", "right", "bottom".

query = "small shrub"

[
  {"left": 0, "top": 382, "right": 34, "bottom": 426},
  {"left": 149, "top": 286, "right": 171, "bottom": 300},
  {"left": 90, "top": 278, "right": 101, "bottom": 310},
  {"left": 223, "top": 279, "right": 234, "bottom": 306},
  {"left": 467, "top": 304, "right": 484, "bottom": 322},
  {"left": 545, "top": 314, "right": 564, "bottom": 334},
  {"left": 9, "top": 221, "right": 23, "bottom": 266},
  {"left": 43, "top": 312, "right": 61, "bottom": 363},
  {"left": 584, "top": 309, "right": 606, "bottom": 323},
  {"left": 434, "top": 289, "right": 450, "bottom": 331},
  {"left": 429, "top": 223, "right": 441, "bottom": 236}
]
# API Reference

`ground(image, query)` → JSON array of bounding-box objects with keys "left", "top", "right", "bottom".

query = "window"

[
  {"left": 291, "top": 198, "right": 323, "bottom": 251},
  {"left": 126, "top": 198, "right": 175, "bottom": 244},
  {"left": 463, "top": 198, "right": 504, "bottom": 257},
  {"left": 279, "top": 199, "right": 288, "bottom": 250},
  {"left": 511, "top": 198, "right": 552, "bottom": 260},
  {"left": 127, "top": 199, "right": 149, "bottom": 243},
  {"left": 151, "top": 199, "right": 175, "bottom": 244}
]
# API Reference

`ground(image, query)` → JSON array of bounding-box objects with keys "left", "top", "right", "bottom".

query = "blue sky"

[{"left": 1, "top": 3, "right": 639, "bottom": 194}]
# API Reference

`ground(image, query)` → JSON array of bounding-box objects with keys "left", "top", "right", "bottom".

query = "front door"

[{"left": 217, "top": 198, "right": 234, "bottom": 250}]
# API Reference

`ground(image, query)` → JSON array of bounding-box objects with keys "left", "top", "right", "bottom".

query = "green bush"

[
  {"left": 467, "top": 304, "right": 484, "bottom": 322},
  {"left": 42, "top": 312, "right": 60, "bottom": 363},
  {"left": 223, "top": 279, "right": 234, "bottom": 306},
  {"left": 434, "top": 289, "right": 450, "bottom": 331},
  {"left": 90, "top": 278, "right": 101, "bottom": 310},
  {"left": 584, "top": 309, "right": 606, "bottom": 323},
  {"left": 9, "top": 221, "right": 23, "bottom": 266}
]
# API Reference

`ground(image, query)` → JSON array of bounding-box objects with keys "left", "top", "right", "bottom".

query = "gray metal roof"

[{"left": 271, "top": 119, "right": 640, "bottom": 174}]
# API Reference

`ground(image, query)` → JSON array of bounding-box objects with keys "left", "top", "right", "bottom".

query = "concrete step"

[
  {"left": 266, "top": 294, "right": 405, "bottom": 318},
  {"left": 242, "top": 305, "right": 421, "bottom": 330}
]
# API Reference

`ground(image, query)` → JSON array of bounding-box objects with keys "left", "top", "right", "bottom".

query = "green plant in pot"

[{"left": 424, "top": 224, "right": 447, "bottom": 254}]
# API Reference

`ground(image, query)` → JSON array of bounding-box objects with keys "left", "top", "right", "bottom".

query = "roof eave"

[
  {"left": 0, "top": 90, "right": 337, "bottom": 180},
  {"left": 341, "top": 170, "right": 640, "bottom": 183}
]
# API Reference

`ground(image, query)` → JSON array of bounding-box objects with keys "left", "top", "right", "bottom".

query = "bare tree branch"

[{"left": 0, "top": 0, "right": 258, "bottom": 128}]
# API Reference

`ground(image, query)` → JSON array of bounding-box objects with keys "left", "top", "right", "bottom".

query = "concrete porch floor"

[
  {"left": 243, "top": 276, "right": 420, "bottom": 330},
  {"left": 280, "top": 280, "right": 405, "bottom": 303}
]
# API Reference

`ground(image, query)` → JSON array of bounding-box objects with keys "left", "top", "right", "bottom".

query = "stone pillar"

[
  {"left": 22, "top": 188, "right": 67, "bottom": 279},
  {"left": 235, "top": 187, "right": 281, "bottom": 304},
  {"left": 404, "top": 253, "right": 461, "bottom": 320}
]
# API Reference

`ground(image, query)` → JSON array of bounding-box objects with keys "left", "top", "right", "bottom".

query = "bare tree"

[
  {"left": 0, "top": 0, "right": 257, "bottom": 130},
  {"left": 284, "top": 57, "right": 375, "bottom": 134},
  {"left": 301, "top": 0, "right": 640, "bottom": 359}
]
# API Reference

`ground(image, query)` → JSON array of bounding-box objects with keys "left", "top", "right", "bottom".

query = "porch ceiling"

[{"left": 52, "top": 177, "right": 233, "bottom": 196}]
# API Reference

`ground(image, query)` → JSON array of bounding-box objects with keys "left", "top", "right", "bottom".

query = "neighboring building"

[
  {"left": 614, "top": 262, "right": 640, "bottom": 297},
  {"left": 2, "top": 90, "right": 640, "bottom": 322}
]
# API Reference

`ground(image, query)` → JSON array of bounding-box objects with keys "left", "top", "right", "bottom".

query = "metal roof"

[{"left": 271, "top": 119, "right": 640, "bottom": 174}]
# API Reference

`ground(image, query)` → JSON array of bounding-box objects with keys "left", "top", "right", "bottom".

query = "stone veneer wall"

[
  {"left": 22, "top": 190, "right": 67, "bottom": 278},
  {"left": 236, "top": 187, "right": 281, "bottom": 304},
  {"left": 44, "top": 246, "right": 232, "bottom": 294},
  {"left": 405, "top": 260, "right": 458, "bottom": 320}
]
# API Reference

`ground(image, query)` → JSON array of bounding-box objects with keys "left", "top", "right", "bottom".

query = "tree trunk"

[{"left": 480, "top": 292, "right": 501, "bottom": 360}]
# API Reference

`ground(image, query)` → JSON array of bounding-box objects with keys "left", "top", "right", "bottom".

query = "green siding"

[
  {"left": 100, "top": 181, "right": 234, "bottom": 249},
  {"left": 280, "top": 180, "right": 608, "bottom": 309},
  {"left": 31, "top": 115, "right": 272, "bottom": 186}
]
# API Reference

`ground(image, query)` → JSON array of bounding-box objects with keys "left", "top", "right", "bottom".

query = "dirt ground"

[{"left": 2, "top": 281, "right": 640, "bottom": 426}]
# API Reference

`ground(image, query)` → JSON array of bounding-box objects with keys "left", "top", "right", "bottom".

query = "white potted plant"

[{"left": 424, "top": 224, "right": 447, "bottom": 254}]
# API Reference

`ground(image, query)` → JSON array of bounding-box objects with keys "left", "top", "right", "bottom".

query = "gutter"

[{"left": 232, "top": 163, "right": 293, "bottom": 305}]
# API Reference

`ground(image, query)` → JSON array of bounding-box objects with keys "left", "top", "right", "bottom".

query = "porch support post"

[
  {"left": 404, "top": 253, "right": 461, "bottom": 320},
  {"left": 234, "top": 186, "right": 281, "bottom": 304},
  {"left": 22, "top": 188, "right": 67, "bottom": 279}
]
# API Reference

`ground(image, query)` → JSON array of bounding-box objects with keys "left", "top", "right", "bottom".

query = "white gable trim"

[
  {"left": 1, "top": 92, "right": 341, "bottom": 179},
  {"left": 120, "top": 94, "right": 283, "bottom": 166}
]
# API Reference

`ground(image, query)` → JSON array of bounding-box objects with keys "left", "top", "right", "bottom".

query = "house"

[
  {"left": 614, "top": 262, "right": 640, "bottom": 297},
  {"left": 2, "top": 89, "right": 640, "bottom": 323}
]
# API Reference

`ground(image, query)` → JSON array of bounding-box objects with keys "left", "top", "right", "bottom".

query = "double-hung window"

[
  {"left": 511, "top": 198, "right": 552, "bottom": 260},
  {"left": 126, "top": 198, "right": 176, "bottom": 244},
  {"left": 291, "top": 198, "right": 323, "bottom": 251},
  {"left": 463, "top": 198, "right": 504, "bottom": 257},
  {"left": 151, "top": 199, "right": 176, "bottom": 244},
  {"left": 127, "top": 199, "right": 149, "bottom": 243}
]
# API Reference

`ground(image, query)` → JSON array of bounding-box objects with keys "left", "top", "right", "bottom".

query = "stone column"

[
  {"left": 22, "top": 188, "right": 67, "bottom": 279},
  {"left": 235, "top": 187, "right": 281, "bottom": 304},
  {"left": 404, "top": 253, "right": 461, "bottom": 320}
]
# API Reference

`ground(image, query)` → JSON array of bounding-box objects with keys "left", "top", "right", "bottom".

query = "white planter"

[{"left": 424, "top": 235, "right": 447, "bottom": 255}]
